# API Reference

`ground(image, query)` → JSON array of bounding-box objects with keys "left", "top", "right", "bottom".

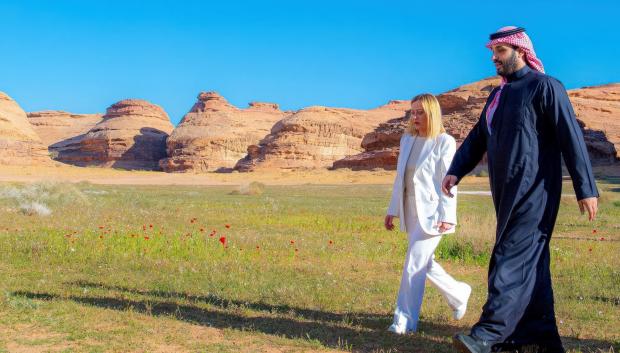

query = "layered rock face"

[
  {"left": 0, "top": 92, "right": 53, "bottom": 165},
  {"left": 568, "top": 84, "right": 620, "bottom": 163},
  {"left": 56, "top": 99, "right": 173, "bottom": 170},
  {"left": 160, "top": 92, "right": 288, "bottom": 172},
  {"left": 334, "top": 79, "right": 619, "bottom": 170},
  {"left": 333, "top": 78, "right": 500, "bottom": 170},
  {"left": 27, "top": 111, "right": 103, "bottom": 156},
  {"left": 234, "top": 101, "right": 409, "bottom": 171}
]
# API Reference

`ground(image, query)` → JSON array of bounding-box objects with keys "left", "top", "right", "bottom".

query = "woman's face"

[{"left": 410, "top": 101, "right": 427, "bottom": 135}]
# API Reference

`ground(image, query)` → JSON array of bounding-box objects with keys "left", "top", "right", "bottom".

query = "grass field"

[{"left": 0, "top": 177, "right": 618, "bottom": 352}]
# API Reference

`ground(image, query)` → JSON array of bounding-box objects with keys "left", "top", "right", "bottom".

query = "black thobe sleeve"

[
  {"left": 542, "top": 78, "right": 599, "bottom": 200},
  {"left": 446, "top": 114, "right": 488, "bottom": 184}
]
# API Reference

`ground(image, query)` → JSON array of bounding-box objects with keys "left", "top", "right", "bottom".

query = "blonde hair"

[{"left": 407, "top": 93, "right": 445, "bottom": 138}]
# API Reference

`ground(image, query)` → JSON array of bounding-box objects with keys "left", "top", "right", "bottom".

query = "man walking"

[{"left": 442, "top": 26, "right": 599, "bottom": 352}]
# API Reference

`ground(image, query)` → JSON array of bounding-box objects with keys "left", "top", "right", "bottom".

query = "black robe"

[{"left": 447, "top": 65, "right": 598, "bottom": 349}]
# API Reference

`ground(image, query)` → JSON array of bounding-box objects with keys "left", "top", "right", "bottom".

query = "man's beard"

[{"left": 495, "top": 51, "right": 519, "bottom": 76}]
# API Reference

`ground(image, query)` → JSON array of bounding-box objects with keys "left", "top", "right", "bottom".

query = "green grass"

[{"left": 0, "top": 180, "right": 617, "bottom": 352}]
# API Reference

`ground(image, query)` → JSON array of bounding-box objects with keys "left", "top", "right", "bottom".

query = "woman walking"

[{"left": 385, "top": 93, "right": 471, "bottom": 334}]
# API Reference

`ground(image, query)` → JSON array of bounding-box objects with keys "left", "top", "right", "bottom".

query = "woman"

[{"left": 385, "top": 93, "right": 471, "bottom": 334}]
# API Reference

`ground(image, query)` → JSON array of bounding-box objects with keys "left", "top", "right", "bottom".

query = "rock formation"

[
  {"left": 234, "top": 100, "right": 410, "bottom": 171},
  {"left": 0, "top": 92, "right": 53, "bottom": 166},
  {"left": 55, "top": 99, "right": 173, "bottom": 170},
  {"left": 160, "top": 92, "right": 289, "bottom": 172},
  {"left": 27, "top": 111, "right": 103, "bottom": 157},
  {"left": 568, "top": 83, "right": 620, "bottom": 163}
]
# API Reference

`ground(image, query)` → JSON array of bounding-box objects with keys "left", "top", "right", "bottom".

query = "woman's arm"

[{"left": 386, "top": 134, "right": 406, "bottom": 217}]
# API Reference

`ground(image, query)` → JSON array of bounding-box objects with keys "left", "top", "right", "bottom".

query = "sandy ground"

[
  {"left": 0, "top": 164, "right": 399, "bottom": 186},
  {"left": 1, "top": 164, "right": 617, "bottom": 187}
]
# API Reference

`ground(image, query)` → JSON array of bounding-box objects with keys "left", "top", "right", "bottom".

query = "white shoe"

[
  {"left": 453, "top": 283, "right": 472, "bottom": 320},
  {"left": 387, "top": 324, "right": 408, "bottom": 334}
]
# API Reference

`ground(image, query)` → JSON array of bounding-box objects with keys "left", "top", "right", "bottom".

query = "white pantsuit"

[{"left": 387, "top": 132, "right": 471, "bottom": 333}]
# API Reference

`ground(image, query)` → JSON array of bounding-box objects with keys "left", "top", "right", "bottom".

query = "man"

[{"left": 442, "top": 26, "right": 599, "bottom": 353}]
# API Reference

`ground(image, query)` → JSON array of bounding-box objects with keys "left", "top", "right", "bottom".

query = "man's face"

[{"left": 491, "top": 44, "right": 523, "bottom": 76}]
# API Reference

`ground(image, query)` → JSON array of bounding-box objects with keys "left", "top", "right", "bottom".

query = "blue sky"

[{"left": 1, "top": 0, "right": 618, "bottom": 125}]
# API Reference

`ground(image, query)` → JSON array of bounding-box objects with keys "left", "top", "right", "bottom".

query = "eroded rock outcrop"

[
  {"left": 160, "top": 92, "right": 289, "bottom": 172},
  {"left": 27, "top": 111, "right": 103, "bottom": 157},
  {"left": 569, "top": 84, "right": 620, "bottom": 163},
  {"left": 234, "top": 101, "right": 409, "bottom": 171},
  {"left": 55, "top": 99, "right": 173, "bottom": 170},
  {"left": 0, "top": 92, "right": 53, "bottom": 166}
]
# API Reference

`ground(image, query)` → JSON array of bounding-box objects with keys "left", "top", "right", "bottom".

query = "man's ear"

[{"left": 516, "top": 47, "right": 526, "bottom": 60}]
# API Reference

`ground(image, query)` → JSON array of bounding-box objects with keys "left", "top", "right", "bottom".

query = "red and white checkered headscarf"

[{"left": 486, "top": 26, "right": 545, "bottom": 74}]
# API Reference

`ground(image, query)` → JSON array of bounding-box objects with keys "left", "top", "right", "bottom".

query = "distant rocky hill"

[
  {"left": 160, "top": 92, "right": 288, "bottom": 172},
  {"left": 0, "top": 92, "right": 53, "bottom": 166},
  {"left": 234, "top": 101, "right": 410, "bottom": 171},
  {"left": 54, "top": 99, "right": 174, "bottom": 170}
]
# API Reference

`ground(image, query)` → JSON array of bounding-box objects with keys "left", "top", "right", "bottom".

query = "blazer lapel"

[
  {"left": 398, "top": 134, "right": 414, "bottom": 175},
  {"left": 414, "top": 136, "right": 436, "bottom": 174}
]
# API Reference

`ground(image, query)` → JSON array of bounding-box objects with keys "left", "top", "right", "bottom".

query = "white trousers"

[{"left": 392, "top": 195, "right": 469, "bottom": 332}]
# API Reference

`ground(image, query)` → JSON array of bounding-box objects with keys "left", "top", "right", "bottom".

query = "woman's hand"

[
  {"left": 437, "top": 221, "right": 454, "bottom": 233},
  {"left": 385, "top": 215, "right": 395, "bottom": 231}
]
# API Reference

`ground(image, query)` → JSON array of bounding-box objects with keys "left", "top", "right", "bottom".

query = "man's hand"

[
  {"left": 441, "top": 175, "right": 457, "bottom": 197},
  {"left": 578, "top": 197, "right": 598, "bottom": 221},
  {"left": 437, "top": 221, "right": 454, "bottom": 233},
  {"left": 384, "top": 215, "right": 395, "bottom": 231}
]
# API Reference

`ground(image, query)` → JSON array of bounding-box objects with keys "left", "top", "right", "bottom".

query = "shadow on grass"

[
  {"left": 65, "top": 280, "right": 398, "bottom": 330},
  {"left": 14, "top": 284, "right": 619, "bottom": 353},
  {"left": 14, "top": 290, "right": 461, "bottom": 353}
]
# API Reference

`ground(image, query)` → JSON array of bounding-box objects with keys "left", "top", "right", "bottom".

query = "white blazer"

[{"left": 387, "top": 132, "right": 457, "bottom": 235}]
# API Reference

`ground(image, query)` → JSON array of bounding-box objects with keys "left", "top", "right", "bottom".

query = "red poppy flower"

[
  {"left": 290, "top": 240, "right": 295, "bottom": 245},
  {"left": 144, "top": 236, "right": 150, "bottom": 240},
  {"left": 294, "top": 248, "right": 299, "bottom": 252},
  {"left": 200, "top": 228, "right": 205, "bottom": 232},
  {"left": 225, "top": 224, "right": 231, "bottom": 229},
  {"left": 328, "top": 240, "right": 333, "bottom": 245},
  {"left": 600, "top": 237, "right": 605, "bottom": 241},
  {"left": 219, "top": 236, "right": 227, "bottom": 246},
  {"left": 592, "top": 229, "right": 597, "bottom": 234},
  {"left": 588, "top": 248, "right": 592, "bottom": 252},
  {"left": 98, "top": 226, "right": 104, "bottom": 229},
  {"left": 256, "top": 246, "right": 260, "bottom": 250},
  {"left": 149, "top": 224, "right": 153, "bottom": 228},
  {"left": 99, "top": 235, "right": 103, "bottom": 239},
  {"left": 142, "top": 225, "right": 146, "bottom": 231}
]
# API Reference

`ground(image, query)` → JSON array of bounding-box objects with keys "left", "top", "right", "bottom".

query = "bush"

[
  {"left": 229, "top": 182, "right": 266, "bottom": 196},
  {"left": 0, "top": 181, "right": 89, "bottom": 216},
  {"left": 436, "top": 236, "right": 490, "bottom": 265}
]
